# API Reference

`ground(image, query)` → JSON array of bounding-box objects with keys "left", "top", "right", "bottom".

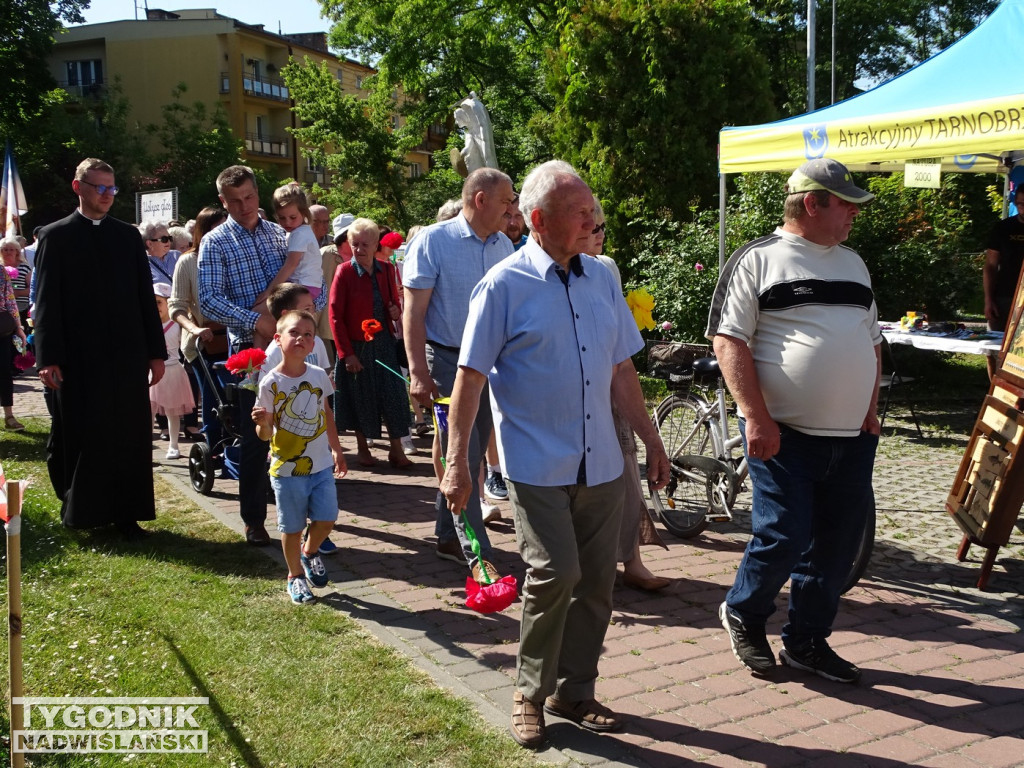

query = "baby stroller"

[{"left": 187, "top": 329, "right": 244, "bottom": 494}]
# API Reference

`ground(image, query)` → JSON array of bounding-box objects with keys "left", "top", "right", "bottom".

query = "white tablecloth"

[{"left": 880, "top": 324, "right": 1003, "bottom": 357}]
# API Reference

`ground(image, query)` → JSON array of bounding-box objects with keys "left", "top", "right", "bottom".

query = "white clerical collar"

[{"left": 76, "top": 209, "right": 106, "bottom": 225}]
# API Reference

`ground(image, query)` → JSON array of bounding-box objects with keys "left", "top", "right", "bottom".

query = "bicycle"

[{"left": 646, "top": 341, "right": 874, "bottom": 594}]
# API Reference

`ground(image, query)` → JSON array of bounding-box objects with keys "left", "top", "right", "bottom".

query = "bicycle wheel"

[
  {"left": 840, "top": 495, "right": 875, "bottom": 594},
  {"left": 650, "top": 395, "right": 713, "bottom": 538}
]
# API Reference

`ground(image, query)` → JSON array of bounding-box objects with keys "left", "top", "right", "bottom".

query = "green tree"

[
  {"left": 0, "top": 0, "right": 88, "bottom": 136},
  {"left": 749, "top": 0, "right": 997, "bottom": 115},
  {"left": 16, "top": 81, "right": 151, "bottom": 227},
  {"left": 283, "top": 57, "right": 415, "bottom": 227},
  {"left": 321, "top": 0, "right": 554, "bottom": 179},
  {"left": 550, "top": 0, "right": 777, "bottom": 240},
  {"left": 139, "top": 84, "right": 244, "bottom": 221}
]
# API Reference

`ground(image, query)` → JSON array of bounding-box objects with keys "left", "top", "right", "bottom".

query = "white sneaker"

[
  {"left": 165, "top": 447, "right": 181, "bottom": 460},
  {"left": 481, "top": 499, "right": 502, "bottom": 524},
  {"left": 401, "top": 435, "right": 418, "bottom": 456}
]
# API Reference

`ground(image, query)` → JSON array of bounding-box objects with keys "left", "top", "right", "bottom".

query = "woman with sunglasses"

[{"left": 139, "top": 220, "right": 182, "bottom": 284}]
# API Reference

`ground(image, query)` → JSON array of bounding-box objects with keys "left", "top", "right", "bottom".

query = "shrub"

[{"left": 619, "top": 170, "right": 995, "bottom": 343}]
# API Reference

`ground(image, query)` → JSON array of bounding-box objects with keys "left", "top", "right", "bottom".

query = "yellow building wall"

[
  {"left": 51, "top": 17, "right": 431, "bottom": 184},
  {"left": 105, "top": 35, "right": 225, "bottom": 130}
]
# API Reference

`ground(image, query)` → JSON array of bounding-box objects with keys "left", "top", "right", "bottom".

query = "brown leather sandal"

[
  {"left": 544, "top": 695, "right": 622, "bottom": 732},
  {"left": 509, "top": 690, "right": 545, "bottom": 748}
]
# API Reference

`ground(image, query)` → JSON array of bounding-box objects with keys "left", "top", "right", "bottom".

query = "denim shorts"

[{"left": 270, "top": 467, "right": 339, "bottom": 533}]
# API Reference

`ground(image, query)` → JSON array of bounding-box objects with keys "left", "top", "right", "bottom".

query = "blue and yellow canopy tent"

[{"left": 716, "top": 0, "right": 1024, "bottom": 260}]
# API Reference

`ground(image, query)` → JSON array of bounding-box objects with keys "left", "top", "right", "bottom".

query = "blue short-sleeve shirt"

[
  {"left": 459, "top": 238, "right": 643, "bottom": 487},
  {"left": 402, "top": 213, "right": 514, "bottom": 347}
]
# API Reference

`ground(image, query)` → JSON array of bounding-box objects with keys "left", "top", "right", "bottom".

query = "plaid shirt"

[{"left": 197, "top": 216, "right": 325, "bottom": 350}]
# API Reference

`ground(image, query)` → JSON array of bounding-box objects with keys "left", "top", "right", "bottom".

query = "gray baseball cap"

[{"left": 786, "top": 158, "right": 874, "bottom": 204}]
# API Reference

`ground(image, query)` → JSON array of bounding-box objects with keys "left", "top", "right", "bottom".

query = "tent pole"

[
  {"left": 1003, "top": 172, "right": 1011, "bottom": 219},
  {"left": 719, "top": 172, "right": 727, "bottom": 269},
  {"left": 831, "top": 0, "right": 837, "bottom": 104},
  {"left": 807, "top": 0, "right": 816, "bottom": 111}
]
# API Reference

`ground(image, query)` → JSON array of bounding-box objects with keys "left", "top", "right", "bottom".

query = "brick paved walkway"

[{"left": 12, "top": 374, "right": 1024, "bottom": 767}]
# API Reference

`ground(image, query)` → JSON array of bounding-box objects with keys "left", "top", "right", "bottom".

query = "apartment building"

[{"left": 49, "top": 7, "right": 446, "bottom": 187}]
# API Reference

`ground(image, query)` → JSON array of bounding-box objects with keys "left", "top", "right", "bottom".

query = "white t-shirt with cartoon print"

[{"left": 257, "top": 364, "right": 334, "bottom": 478}]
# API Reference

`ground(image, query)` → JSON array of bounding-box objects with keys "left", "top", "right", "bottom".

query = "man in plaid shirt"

[{"left": 199, "top": 165, "right": 325, "bottom": 545}]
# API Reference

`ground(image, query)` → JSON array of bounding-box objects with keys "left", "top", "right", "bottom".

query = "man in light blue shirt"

[
  {"left": 440, "top": 161, "right": 670, "bottom": 748},
  {"left": 403, "top": 168, "right": 517, "bottom": 581}
]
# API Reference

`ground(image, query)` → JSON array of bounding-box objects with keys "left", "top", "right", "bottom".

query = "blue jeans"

[
  {"left": 726, "top": 421, "right": 878, "bottom": 648},
  {"left": 426, "top": 343, "right": 493, "bottom": 564}
]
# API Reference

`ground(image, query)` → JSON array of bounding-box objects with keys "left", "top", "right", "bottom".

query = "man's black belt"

[{"left": 426, "top": 340, "right": 460, "bottom": 353}]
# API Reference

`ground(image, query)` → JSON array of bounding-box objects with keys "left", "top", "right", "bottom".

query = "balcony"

[
  {"left": 302, "top": 169, "right": 327, "bottom": 186},
  {"left": 245, "top": 133, "right": 289, "bottom": 158},
  {"left": 58, "top": 80, "right": 107, "bottom": 100},
  {"left": 227, "top": 71, "right": 290, "bottom": 102}
]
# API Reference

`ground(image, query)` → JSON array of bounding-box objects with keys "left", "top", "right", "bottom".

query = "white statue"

[{"left": 452, "top": 91, "right": 497, "bottom": 175}]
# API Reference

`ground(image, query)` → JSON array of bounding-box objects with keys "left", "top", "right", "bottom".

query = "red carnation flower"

[
  {"left": 225, "top": 348, "right": 268, "bottom": 375},
  {"left": 361, "top": 318, "right": 383, "bottom": 341}
]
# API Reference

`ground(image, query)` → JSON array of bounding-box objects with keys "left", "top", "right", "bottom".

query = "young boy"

[
  {"left": 261, "top": 284, "right": 340, "bottom": 557},
  {"left": 261, "top": 284, "right": 333, "bottom": 377},
  {"left": 253, "top": 310, "right": 347, "bottom": 604}
]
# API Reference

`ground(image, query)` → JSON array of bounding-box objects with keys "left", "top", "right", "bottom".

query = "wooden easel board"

[{"left": 946, "top": 382, "right": 1024, "bottom": 546}]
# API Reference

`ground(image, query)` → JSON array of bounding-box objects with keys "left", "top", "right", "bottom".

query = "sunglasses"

[
  {"left": 592, "top": 222, "right": 606, "bottom": 235},
  {"left": 148, "top": 236, "right": 173, "bottom": 244},
  {"left": 79, "top": 180, "right": 120, "bottom": 196}
]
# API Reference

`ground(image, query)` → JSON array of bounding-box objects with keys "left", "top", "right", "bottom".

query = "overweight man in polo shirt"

[
  {"left": 439, "top": 161, "right": 670, "bottom": 748},
  {"left": 708, "top": 157, "right": 881, "bottom": 685},
  {"left": 403, "top": 167, "right": 517, "bottom": 583}
]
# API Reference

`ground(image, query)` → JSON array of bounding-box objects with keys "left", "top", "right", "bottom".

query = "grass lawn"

[{"left": 1, "top": 421, "right": 540, "bottom": 767}]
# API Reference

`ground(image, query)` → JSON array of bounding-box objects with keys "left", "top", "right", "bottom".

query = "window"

[
  {"left": 336, "top": 69, "right": 344, "bottom": 85},
  {"left": 66, "top": 59, "right": 103, "bottom": 87},
  {"left": 255, "top": 115, "right": 266, "bottom": 139},
  {"left": 355, "top": 75, "right": 364, "bottom": 89},
  {"left": 409, "top": 163, "right": 422, "bottom": 178}
]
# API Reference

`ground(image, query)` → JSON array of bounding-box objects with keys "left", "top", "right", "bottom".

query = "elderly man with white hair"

[{"left": 439, "top": 160, "right": 670, "bottom": 748}]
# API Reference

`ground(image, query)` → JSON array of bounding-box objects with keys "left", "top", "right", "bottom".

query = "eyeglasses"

[
  {"left": 592, "top": 222, "right": 606, "bottom": 235},
  {"left": 147, "top": 236, "right": 173, "bottom": 244},
  {"left": 79, "top": 180, "right": 120, "bottom": 196}
]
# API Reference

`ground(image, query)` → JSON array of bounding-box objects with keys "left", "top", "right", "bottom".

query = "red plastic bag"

[{"left": 465, "top": 574, "right": 518, "bottom": 613}]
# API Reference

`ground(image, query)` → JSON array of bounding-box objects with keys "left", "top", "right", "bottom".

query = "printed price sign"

[{"left": 905, "top": 159, "right": 941, "bottom": 189}]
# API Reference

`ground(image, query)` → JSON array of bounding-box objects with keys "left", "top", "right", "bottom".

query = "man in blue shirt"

[
  {"left": 403, "top": 168, "right": 517, "bottom": 582},
  {"left": 198, "top": 165, "right": 326, "bottom": 546},
  {"left": 440, "top": 161, "right": 670, "bottom": 748}
]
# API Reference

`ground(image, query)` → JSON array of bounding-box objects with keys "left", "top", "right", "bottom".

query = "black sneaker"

[
  {"left": 485, "top": 471, "right": 508, "bottom": 500},
  {"left": 780, "top": 640, "right": 861, "bottom": 683},
  {"left": 719, "top": 602, "right": 776, "bottom": 675}
]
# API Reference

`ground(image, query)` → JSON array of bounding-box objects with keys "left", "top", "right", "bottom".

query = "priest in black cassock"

[{"left": 33, "top": 158, "right": 167, "bottom": 538}]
